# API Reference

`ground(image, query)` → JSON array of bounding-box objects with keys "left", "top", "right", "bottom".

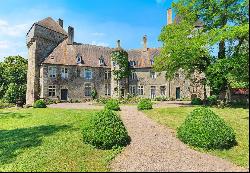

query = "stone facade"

[{"left": 26, "top": 15, "right": 210, "bottom": 105}]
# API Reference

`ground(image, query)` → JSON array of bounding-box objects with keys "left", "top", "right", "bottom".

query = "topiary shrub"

[
  {"left": 105, "top": 99, "right": 120, "bottom": 111},
  {"left": 191, "top": 97, "right": 203, "bottom": 105},
  {"left": 33, "top": 99, "right": 47, "bottom": 108},
  {"left": 82, "top": 109, "right": 129, "bottom": 149},
  {"left": 137, "top": 98, "right": 153, "bottom": 110},
  {"left": 177, "top": 107, "right": 236, "bottom": 150}
]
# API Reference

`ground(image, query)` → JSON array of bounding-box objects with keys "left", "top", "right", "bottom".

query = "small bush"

[
  {"left": 105, "top": 99, "right": 120, "bottom": 111},
  {"left": 207, "top": 95, "right": 218, "bottom": 106},
  {"left": 82, "top": 109, "right": 129, "bottom": 149},
  {"left": 177, "top": 107, "right": 236, "bottom": 149},
  {"left": 33, "top": 99, "right": 47, "bottom": 108},
  {"left": 0, "top": 99, "right": 14, "bottom": 109},
  {"left": 154, "top": 96, "right": 169, "bottom": 101},
  {"left": 191, "top": 97, "right": 203, "bottom": 105},
  {"left": 137, "top": 98, "right": 153, "bottom": 110},
  {"left": 96, "top": 96, "right": 110, "bottom": 104}
]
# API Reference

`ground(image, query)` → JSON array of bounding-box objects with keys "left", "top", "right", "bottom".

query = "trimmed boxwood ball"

[
  {"left": 177, "top": 107, "right": 236, "bottom": 150},
  {"left": 191, "top": 97, "right": 203, "bottom": 105},
  {"left": 33, "top": 99, "right": 47, "bottom": 108},
  {"left": 82, "top": 109, "right": 129, "bottom": 149},
  {"left": 105, "top": 99, "right": 120, "bottom": 111},
  {"left": 137, "top": 98, "right": 153, "bottom": 110}
]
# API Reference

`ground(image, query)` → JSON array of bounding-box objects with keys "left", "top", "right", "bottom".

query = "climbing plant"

[{"left": 111, "top": 50, "right": 130, "bottom": 81}]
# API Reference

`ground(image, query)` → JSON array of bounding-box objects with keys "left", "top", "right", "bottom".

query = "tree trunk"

[{"left": 218, "top": 40, "right": 226, "bottom": 59}]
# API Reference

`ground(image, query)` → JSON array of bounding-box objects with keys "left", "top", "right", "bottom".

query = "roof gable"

[{"left": 36, "top": 17, "right": 67, "bottom": 35}]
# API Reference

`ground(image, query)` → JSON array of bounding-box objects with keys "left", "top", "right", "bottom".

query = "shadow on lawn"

[
  {"left": 0, "top": 112, "right": 32, "bottom": 119},
  {"left": 0, "top": 124, "right": 71, "bottom": 165}
]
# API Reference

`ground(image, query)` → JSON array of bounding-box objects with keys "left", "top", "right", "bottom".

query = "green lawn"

[
  {"left": 0, "top": 108, "right": 121, "bottom": 172},
  {"left": 143, "top": 107, "right": 249, "bottom": 168}
]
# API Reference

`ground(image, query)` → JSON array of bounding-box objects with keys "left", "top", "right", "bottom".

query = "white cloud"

[
  {"left": 0, "top": 40, "right": 11, "bottom": 49},
  {"left": 91, "top": 41, "right": 109, "bottom": 47},
  {"left": 0, "top": 19, "right": 30, "bottom": 37}
]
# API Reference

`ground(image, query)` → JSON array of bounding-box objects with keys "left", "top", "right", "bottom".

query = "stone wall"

[{"left": 26, "top": 24, "right": 67, "bottom": 105}]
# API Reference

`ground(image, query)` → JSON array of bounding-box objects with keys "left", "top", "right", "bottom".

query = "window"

[
  {"left": 105, "top": 83, "right": 111, "bottom": 96},
  {"left": 84, "top": 83, "right": 92, "bottom": 97},
  {"left": 77, "top": 56, "right": 82, "bottom": 64},
  {"left": 84, "top": 69, "right": 92, "bottom": 80},
  {"left": 160, "top": 86, "right": 166, "bottom": 96},
  {"left": 150, "top": 71, "right": 156, "bottom": 79},
  {"left": 151, "top": 86, "right": 156, "bottom": 99},
  {"left": 48, "top": 86, "right": 56, "bottom": 97},
  {"left": 48, "top": 66, "right": 57, "bottom": 78},
  {"left": 130, "top": 72, "right": 136, "bottom": 80},
  {"left": 105, "top": 71, "right": 111, "bottom": 80},
  {"left": 138, "top": 86, "right": 144, "bottom": 95},
  {"left": 175, "top": 73, "right": 179, "bottom": 78},
  {"left": 129, "top": 85, "right": 137, "bottom": 95},
  {"left": 129, "top": 61, "right": 136, "bottom": 67},
  {"left": 99, "top": 56, "right": 105, "bottom": 66},
  {"left": 61, "top": 67, "right": 68, "bottom": 79}
]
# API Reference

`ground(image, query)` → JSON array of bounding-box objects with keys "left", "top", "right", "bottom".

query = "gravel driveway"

[{"left": 110, "top": 106, "right": 247, "bottom": 172}]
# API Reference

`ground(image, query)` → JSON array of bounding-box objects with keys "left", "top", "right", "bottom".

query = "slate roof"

[
  {"left": 36, "top": 17, "right": 68, "bottom": 36},
  {"left": 42, "top": 40, "right": 160, "bottom": 68}
]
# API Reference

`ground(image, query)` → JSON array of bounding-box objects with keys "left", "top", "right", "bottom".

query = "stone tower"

[{"left": 26, "top": 17, "right": 68, "bottom": 105}]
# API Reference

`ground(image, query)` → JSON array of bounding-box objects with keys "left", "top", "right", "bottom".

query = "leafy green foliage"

[
  {"left": 96, "top": 96, "right": 110, "bottom": 104},
  {"left": 155, "top": 0, "right": 249, "bottom": 95},
  {"left": 0, "top": 56, "right": 27, "bottom": 101},
  {"left": 33, "top": 100, "right": 47, "bottom": 108},
  {"left": 105, "top": 99, "right": 120, "bottom": 111},
  {"left": 0, "top": 99, "right": 14, "bottom": 109},
  {"left": 137, "top": 98, "right": 153, "bottom": 110},
  {"left": 111, "top": 50, "right": 130, "bottom": 81},
  {"left": 207, "top": 95, "right": 218, "bottom": 106},
  {"left": 91, "top": 89, "right": 97, "bottom": 100},
  {"left": 82, "top": 109, "right": 129, "bottom": 149},
  {"left": 4, "top": 83, "right": 26, "bottom": 103},
  {"left": 177, "top": 107, "right": 237, "bottom": 149},
  {"left": 191, "top": 98, "right": 202, "bottom": 105}
]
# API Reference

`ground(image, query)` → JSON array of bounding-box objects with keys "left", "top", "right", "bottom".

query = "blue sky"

[{"left": 0, "top": 0, "right": 174, "bottom": 61}]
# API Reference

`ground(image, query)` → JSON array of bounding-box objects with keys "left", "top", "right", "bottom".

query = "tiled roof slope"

[
  {"left": 42, "top": 40, "right": 160, "bottom": 68},
  {"left": 36, "top": 17, "right": 68, "bottom": 36}
]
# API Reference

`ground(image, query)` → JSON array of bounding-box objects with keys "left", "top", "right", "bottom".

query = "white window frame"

[
  {"left": 105, "top": 71, "right": 111, "bottom": 80},
  {"left": 61, "top": 67, "right": 69, "bottom": 79},
  {"left": 150, "top": 86, "right": 156, "bottom": 99},
  {"left": 99, "top": 58, "right": 104, "bottom": 66},
  {"left": 150, "top": 59, "right": 154, "bottom": 65},
  {"left": 84, "top": 69, "right": 93, "bottom": 80},
  {"left": 105, "top": 83, "right": 111, "bottom": 96},
  {"left": 138, "top": 85, "right": 144, "bottom": 95},
  {"left": 130, "top": 72, "right": 136, "bottom": 80},
  {"left": 48, "top": 85, "right": 56, "bottom": 97},
  {"left": 84, "top": 83, "right": 92, "bottom": 97},
  {"left": 160, "top": 86, "right": 166, "bottom": 96},
  {"left": 130, "top": 61, "right": 136, "bottom": 67},
  {"left": 129, "top": 85, "right": 137, "bottom": 95},
  {"left": 48, "top": 66, "right": 57, "bottom": 78},
  {"left": 150, "top": 71, "right": 156, "bottom": 79}
]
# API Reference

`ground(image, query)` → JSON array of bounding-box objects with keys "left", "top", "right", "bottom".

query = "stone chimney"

[
  {"left": 143, "top": 35, "right": 147, "bottom": 51},
  {"left": 58, "top": 18, "right": 63, "bottom": 28},
  {"left": 68, "top": 26, "right": 74, "bottom": 45},
  {"left": 117, "top": 40, "right": 121, "bottom": 48},
  {"left": 167, "top": 8, "right": 173, "bottom": 25}
]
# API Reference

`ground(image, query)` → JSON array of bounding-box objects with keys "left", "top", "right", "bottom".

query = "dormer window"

[
  {"left": 99, "top": 56, "right": 105, "bottom": 66},
  {"left": 129, "top": 61, "right": 136, "bottom": 67},
  {"left": 76, "top": 54, "right": 82, "bottom": 64}
]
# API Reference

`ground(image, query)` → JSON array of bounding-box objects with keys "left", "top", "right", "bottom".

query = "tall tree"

[
  {"left": 0, "top": 56, "right": 28, "bottom": 102},
  {"left": 155, "top": 0, "right": 249, "bottom": 96}
]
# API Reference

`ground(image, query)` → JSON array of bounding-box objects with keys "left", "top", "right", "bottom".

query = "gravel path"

[{"left": 110, "top": 106, "right": 247, "bottom": 172}]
